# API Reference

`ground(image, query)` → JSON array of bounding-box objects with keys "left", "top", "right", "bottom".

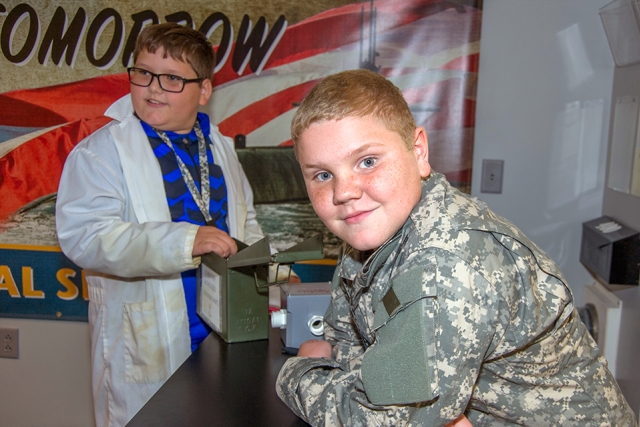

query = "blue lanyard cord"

[{"left": 154, "top": 122, "right": 212, "bottom": 223}]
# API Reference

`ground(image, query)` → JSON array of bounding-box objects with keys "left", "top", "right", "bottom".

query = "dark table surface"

[{"left": 126, "top": 327, "right": 309, "bottom": 427}]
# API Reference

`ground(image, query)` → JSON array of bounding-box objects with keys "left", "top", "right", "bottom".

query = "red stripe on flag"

[
  {"left": 0, "top": 96, "right": 67, "bottom": 128},
  {"left": 441, "top": 52, "right": 480, "bottom": 73},
  {"left": 444, "top": 168, "right": 471, "bottom": 183},
  {"left": 0, "top": 75, "right": 128, "bottom": 127},
  {"left": 0, "top": 116, "right": 112, "bottom": 221},
  {"left": 217, "top": 80, "right": 321, "bottom": 138}
]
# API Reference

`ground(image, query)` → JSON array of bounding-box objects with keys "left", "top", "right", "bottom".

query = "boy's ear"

[
  {"left": 198, "top": 78, "right": 213, "bottom": 106},
  {"left": 413, "top": 127, "right": 431, "bottom": 178}
]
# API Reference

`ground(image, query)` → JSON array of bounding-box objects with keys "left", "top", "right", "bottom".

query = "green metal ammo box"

[{"left": 197, "top": 234, "right": 323, "bottom": 343}]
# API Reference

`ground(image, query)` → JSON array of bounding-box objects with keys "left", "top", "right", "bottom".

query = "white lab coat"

[{"left": 55, "top": 95, "right": 264, "bottom": 427}]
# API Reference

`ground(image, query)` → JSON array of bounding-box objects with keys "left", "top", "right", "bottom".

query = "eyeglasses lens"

[
  {"left": 158, "top": 75, "right": 184, "bottom": 92},
  {"left": 128, "top": 69, "right": 184, "bottom": 93}
]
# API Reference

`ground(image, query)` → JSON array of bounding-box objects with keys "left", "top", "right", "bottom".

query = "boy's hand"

[
  {"left": 287, "top": 275, "right": 301, "bottom": 283},
  {"left": 445, "top": 415, "right": 472, "bottom": 427},
  {"left": 297, "top": 340, "right": 332, "bottom": 358},
  {"left": 193, "top": 226, "right": 238, "bottom": 258}
]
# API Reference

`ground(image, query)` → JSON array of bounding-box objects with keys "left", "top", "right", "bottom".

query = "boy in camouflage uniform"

[{"left": 275, "top": 69, "right": 637, "bottom": 427}]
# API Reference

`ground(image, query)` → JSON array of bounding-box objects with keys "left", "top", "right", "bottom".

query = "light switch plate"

[{"left": 481, "top": 159, "right": 504, "bottom": 193}]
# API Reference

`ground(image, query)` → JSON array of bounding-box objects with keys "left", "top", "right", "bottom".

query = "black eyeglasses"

[{"left": 127, "top": 67, "right": 204, "bottom": 93}]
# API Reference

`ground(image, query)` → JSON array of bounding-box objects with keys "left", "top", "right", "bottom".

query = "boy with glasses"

[{"left": 56, "top": 23, "right": 264, "bottom": 427}]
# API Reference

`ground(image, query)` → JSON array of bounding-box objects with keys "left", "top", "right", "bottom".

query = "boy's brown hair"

[
  {"left": 133, "top": 23, "right": 215, "bottom": 81},
  {"left": 291, "top": 69, "right": 416, "bottom": 150}
]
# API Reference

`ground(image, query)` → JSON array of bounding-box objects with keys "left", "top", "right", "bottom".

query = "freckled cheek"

[
  {"left": 361, "top": 173, "right": 391, "bottom": 199},
  {"left": 307, "top": 187, "right": 334, "bottom": 220}
]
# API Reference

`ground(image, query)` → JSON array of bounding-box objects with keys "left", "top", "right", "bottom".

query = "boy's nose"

[
  {"left": 148, "top": 75, "right": 163, "bottom": 92},
  {"left": 333, "top": 175, "right": 361, "bottom": 204}
]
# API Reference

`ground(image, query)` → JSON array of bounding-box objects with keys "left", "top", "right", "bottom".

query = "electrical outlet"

[
  {"left": 1, "top": 327, "right": 19, "bottom": 359},
  {"left": 481, "top": 159, "right": 504, "bottom": 194}
]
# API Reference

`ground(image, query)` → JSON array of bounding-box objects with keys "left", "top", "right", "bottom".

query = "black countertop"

[{"left": 126, "top": 327, "right": 309, "bottom": 427}]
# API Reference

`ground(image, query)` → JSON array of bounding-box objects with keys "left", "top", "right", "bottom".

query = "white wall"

[
  {"left": 472, "top": 0, "right": 616, "bottom": 305},
  {"left": 0, "top": 318, "right": 95, "bottom": 427}
]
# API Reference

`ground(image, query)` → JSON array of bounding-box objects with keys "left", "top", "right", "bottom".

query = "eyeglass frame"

[{"left": 127, "top": 67, "right": 205, "bottom": 93}]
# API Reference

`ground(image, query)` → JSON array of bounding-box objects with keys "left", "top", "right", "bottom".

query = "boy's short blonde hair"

[
  {"left": 291, "top": 69, "right": 416, "bottom": 150},
  {"left": 133, "top": 23, "right": 215, "bottom": 81}
]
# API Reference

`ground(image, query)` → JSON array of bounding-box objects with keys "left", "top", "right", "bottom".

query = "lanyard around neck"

[{"left": 154, "top": 121, "right": 212, "bottom": 223}]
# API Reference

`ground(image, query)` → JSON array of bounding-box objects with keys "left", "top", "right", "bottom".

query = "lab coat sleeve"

[{"left": 56, "top": 132, "right": 199, "bottom": 278}]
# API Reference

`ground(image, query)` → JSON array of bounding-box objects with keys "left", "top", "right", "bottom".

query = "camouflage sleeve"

[
  {"left": 323, "top": 274, "right": 365, "bottom": 366},
  {"left": 276, "top": 353, "right": 416, "bottom": 427},
  {"left": 276, "top": 264, "right": 415, "bottom": 426},
  {"left": 276, "top": 251, "right": 479, "bottom": 427},
  {"left": 275, "top": 356, "right": 343, "bottom": 422}
]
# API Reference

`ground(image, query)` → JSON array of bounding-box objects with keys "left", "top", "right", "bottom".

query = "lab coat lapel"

[{"left": 107, "top": 96, "right": 171, "bottom": 224}]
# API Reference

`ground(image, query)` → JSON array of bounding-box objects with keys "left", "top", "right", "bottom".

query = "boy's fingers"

[
  {"left": 193, "top": 227, "right": 237, "bottom": 257},
  {"left": 445, "top": 415, "right": 472, "bottom": 427},
  {"left": 207, "top": 240, "right": 237, "bottom": 258},
  {"left": 297, "top": 340, "right": 332, "bottom": 358}
]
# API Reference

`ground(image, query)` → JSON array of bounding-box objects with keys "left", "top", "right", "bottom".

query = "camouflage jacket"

[{"left": 276, "top": 173, "right": 636, "bottom": 427}]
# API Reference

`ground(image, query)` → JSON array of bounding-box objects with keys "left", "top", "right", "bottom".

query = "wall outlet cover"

[{"left": 1, "top": 327, "right": 19, "bottom": 359}]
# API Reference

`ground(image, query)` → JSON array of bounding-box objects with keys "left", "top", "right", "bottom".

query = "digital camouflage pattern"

[{"left": 276, "top": 172, "right": 637, "bottom": 427}]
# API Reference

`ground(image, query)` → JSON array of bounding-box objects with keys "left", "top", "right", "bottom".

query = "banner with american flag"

[{"left": 0, "top": 0, "right": 481, "bottom": 319}]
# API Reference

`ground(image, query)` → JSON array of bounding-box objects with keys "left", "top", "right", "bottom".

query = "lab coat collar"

[{"left": 105, "top": 94, "right": 134, "bottom": 122}]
